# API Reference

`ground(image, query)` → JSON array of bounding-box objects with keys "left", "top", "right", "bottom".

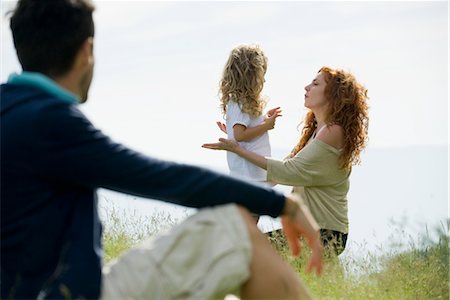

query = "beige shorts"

[{"left": 101, "top": 204, "right": 251, "bottom": 300}]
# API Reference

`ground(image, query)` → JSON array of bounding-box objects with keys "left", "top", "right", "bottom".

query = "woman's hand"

[
  {"left": 281, "top": 195, "right": 323, "bottom": 275},
  {"left": 202, "top": 138, "right": 240, "bottom": 153},
  {"left": 203, "top": 138, "right": 268, "bottom": 170}
]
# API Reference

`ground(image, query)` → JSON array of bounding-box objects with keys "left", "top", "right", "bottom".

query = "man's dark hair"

[{"left": 10, "top": 0, "right": 95, "bottom": 77}]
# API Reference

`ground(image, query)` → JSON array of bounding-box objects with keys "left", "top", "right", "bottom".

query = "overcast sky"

[{"left": 1, "top": 1, "right": 448, "bottom": 169}]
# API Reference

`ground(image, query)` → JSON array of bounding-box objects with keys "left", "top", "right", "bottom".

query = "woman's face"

[{"left": 304, "top": 72, "right": 328, "bottom": 110}]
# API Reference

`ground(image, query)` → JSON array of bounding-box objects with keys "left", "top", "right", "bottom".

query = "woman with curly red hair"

[{"left": 204, "top": 67, "right": 369, "bottom": 255}]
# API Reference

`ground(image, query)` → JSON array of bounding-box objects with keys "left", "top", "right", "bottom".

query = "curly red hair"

[{"left": 291, "top": 67, "right": 369, "bottom": 169}]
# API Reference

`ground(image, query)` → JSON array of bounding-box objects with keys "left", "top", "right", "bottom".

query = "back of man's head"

[{"left": 10, "top": 0, "right": 95, "bottom": 78}]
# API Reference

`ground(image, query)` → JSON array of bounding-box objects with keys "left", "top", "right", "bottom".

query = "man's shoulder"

[{"left": 1, "top": 83, "right": 69, "bottom": 116}]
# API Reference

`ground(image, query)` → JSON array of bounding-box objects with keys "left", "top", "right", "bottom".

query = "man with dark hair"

[{"left": 1, "top": 1, "right": 323, "bottom": 299}]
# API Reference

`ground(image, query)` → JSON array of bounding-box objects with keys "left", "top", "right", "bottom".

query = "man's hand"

[{"left": 281, "top": 195, "right": 323, "bottom": 275}]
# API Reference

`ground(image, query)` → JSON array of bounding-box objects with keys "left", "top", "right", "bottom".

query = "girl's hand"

[
  {"left": 216, "top": 121, "right": 227, "bottom": 134},
  {"left": 202, "top": 138, "right": 240, "bottom": 153},
  {"left": 264, "top": 107, "right": 282, "bottom": 130},
  {"left": 266, "top": 106, "right": 282, "bottom": 117}
]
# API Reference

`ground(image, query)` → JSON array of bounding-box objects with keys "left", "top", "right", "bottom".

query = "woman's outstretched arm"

[{"left": 202, "top": 138, "right": 268, "bottom": 170}]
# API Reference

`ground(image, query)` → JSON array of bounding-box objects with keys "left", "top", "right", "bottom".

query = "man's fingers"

[
  {"left": 286, "top": 232, "right": 300, "bottom": 256},
  {"left": 306, "top": 246, "right": 323, "bottom": 275},
  {"left": 281, "top": 218, "right": 301, "bottom": 256},
  {"left": 306, "top": 259, "right": 318, "bottom": 275},
  {"left": 305, "top": 237, "right": 323, "bottom": 275}
]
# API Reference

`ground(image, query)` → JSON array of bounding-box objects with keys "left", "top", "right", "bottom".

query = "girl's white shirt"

[{"left": 225, "top": 101, "right": 271, "bottom": 182}]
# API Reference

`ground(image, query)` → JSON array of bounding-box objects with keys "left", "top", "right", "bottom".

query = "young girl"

[{"left": 218, "top": 45, "right": 281, "bottom": 186}]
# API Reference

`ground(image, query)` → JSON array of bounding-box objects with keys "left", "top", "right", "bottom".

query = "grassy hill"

[{"left": 102, "top": 206, "right": 449, "bottom": 299}]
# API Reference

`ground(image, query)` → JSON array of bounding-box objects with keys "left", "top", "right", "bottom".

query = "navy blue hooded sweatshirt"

[{"left": 0, "top": 79, "right": 285, "bottom": 299}]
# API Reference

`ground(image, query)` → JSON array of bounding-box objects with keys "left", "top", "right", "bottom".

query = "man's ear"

[
  {"left": 75, "top": 37, "right": 94, "bottom": 69},
  {"left": 85, "top": 37, "right": 94, "bottom": 64}
]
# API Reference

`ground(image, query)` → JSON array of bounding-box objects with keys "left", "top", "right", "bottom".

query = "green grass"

[
  {"left": 270, "top": 221, "right": 449, "bottom": 299},
  {"left": 101, "top": 202, "right": 184, "bottom": 263},
  {"left": 101, "top": 205, "right": 449, "bottom": 299}
]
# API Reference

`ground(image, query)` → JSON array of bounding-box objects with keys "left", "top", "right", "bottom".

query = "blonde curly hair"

[
  {"left": 219, "top": 45, "right": 267, "bottom": 118},
  {"left": 291, "top": 67, "right": 369, "bottom": 169}
]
